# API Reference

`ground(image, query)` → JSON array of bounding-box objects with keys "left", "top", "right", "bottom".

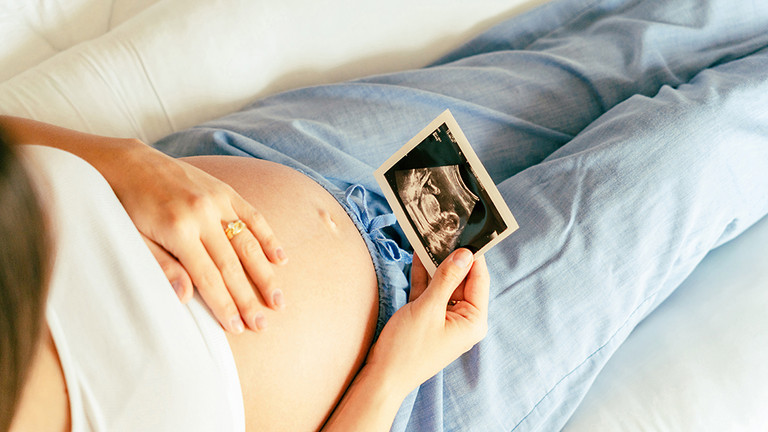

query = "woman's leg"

[
  {"left": 156, "top": 0, "right": 768, "bottom": 188},
  {"left": 152, "top": 0, "right": 768, "bottom": 429},
  {"left": 398, "top": 45, "right": 768, "bottom": 432}
]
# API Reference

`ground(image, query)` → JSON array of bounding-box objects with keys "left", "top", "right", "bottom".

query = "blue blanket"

[{"left": 155, "top": 0, "right": 768, "bottom": 429}]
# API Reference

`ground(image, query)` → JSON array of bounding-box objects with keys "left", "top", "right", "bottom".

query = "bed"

[{"left": 2, "top": 0, "right": 766, "bottom": 429}]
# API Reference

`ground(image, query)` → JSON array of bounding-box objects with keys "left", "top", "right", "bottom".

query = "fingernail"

[
  {"left": 275, "top": 247, "right": 288, "bottom": 264},
  {"left": 272, "top": 289, "right": 285, "bottom": 310},
  {"left": 251, "top": 312, "right": 268, "bottom": 330},
  {"left": 452, "top": 249, "right": 473, "bottom": 268},
  {"left": 171, "top": 280, "right": 183, "bottom": 298},
  {"left": 230, "top": 317, "right": 245, "bottom": 334}
]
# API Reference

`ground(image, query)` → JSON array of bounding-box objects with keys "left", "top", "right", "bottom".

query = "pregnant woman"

[
  {"left": 1, "top": 128, "right": 486, "bottom": 431},
  {"left": 3, "top": 0, "right": 768, "bottom": 430}
]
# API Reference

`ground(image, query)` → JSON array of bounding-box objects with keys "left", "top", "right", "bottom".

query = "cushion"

[{"left": 0, "top": 0, "right": 547, "bottom": 143}]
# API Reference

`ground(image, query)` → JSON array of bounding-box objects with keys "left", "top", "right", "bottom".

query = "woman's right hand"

[
  {"left": 0, "top": 116, "right": 287, "bottom": 334},
  {"left": 366, "top": 248, "right": 490, "bottom": 396}
]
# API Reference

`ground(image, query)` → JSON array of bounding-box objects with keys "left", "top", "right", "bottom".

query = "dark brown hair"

[{"left": 0, "top": 128, "right": 51, "bottom": 431}]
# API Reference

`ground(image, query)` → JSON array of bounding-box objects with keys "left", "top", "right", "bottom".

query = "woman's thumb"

[{"left": 422, "top": 248, "right": 473, "bottom": 305}]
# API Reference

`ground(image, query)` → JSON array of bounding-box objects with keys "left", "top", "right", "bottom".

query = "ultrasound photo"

[
  {"left": 395, "top": 165, "right": 479, "bottom": 263},
  {"left": 375, "top": 110, "right": 518, "bottom": 275}
]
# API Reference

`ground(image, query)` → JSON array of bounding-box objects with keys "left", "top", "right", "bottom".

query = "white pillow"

[
  {"left": 0, "top": 0, "right": 546, "bottom": 143},
  {"left": 0, "top": 0, "right": 161, "bottom": 82}
]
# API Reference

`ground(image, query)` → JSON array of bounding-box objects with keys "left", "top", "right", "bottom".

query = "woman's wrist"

[
  {"left": 360, "top": 359, "right": 413, "bottom": 402},
  {"left": 93, "top": 139, "right": 168, "bottom": 193},
  {"left": 322, "top": 362, "right": 409, "bottom": 431}
]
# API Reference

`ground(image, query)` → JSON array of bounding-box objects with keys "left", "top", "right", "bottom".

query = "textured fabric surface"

[
  {"left": 4, "top": 0, "right": 768, "bottom": 429},
  {"left": 155, "top": 0, "right": 768, "bottom": 429},
  {"left": 31, "top": 146, "right": 244, "bottom": 431}
]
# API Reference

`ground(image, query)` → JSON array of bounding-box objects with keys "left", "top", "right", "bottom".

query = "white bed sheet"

[
  {"left": 565, "top": 215, "right": 768, "bottom": 430},
  {"left": 1, "top": 0, "right": 766, "bottom": 429}
]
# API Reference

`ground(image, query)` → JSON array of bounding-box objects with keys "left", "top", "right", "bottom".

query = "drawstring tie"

[{"left": 344, "top": 184, "right": 412, "bottom": 264}]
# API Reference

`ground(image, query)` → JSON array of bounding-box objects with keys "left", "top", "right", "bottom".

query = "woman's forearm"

[
  {"left": 322, "top": 250, "right": 490, "bottom": 431},
  {"left": 321, "top": 363, "right": 408, "bottom": 432},
  {"left": 0, "top": 115, "right": 155, "bottom": 185},
  {"left": 323, "top": 250, "right": 490, "bottom": 431}
]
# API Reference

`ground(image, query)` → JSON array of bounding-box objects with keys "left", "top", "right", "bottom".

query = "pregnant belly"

[{"left": 182, "top": 156, "right": 379, "bottom": 431}]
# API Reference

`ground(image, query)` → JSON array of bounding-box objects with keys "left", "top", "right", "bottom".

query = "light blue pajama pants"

[{"left": 155, "top": 0, "right": 768, "bottom": 429}]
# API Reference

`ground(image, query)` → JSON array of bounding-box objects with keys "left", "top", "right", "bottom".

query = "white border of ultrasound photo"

[{"left": 374, "top": 110, "right": 518, "bottom": 276}]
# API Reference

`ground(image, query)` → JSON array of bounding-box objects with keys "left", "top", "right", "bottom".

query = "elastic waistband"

[
  {"left": 331, "top": 183, "right": 413, "bottom": 338},
  {"left": 343, "top": 184, "right": 412, "bottom": 264},
  {"left": 281, "top": 162, "right": 413, "bottom": 338}
]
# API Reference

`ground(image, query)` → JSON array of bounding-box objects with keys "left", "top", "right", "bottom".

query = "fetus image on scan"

[{"left": 395, "top": 165, "right": 479, "bottom": 263}]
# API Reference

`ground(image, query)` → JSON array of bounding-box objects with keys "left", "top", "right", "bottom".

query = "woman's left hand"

[
  {"left": 365, "top": 248, "right": 490, "bottom": 395},
  {"left": 322, "top": 249, "right": 489, "bottom": 431},
  {"left": 106, "top": 142, "right": 288, "bottom": 333}
]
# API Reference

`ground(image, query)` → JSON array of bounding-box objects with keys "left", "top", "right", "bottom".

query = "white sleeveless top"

[{"left": 25, "top": 145, "right": 245, "bottom": 431}]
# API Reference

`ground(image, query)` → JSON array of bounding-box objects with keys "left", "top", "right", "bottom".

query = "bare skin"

[
  {"left": 9, "top": 329, "right": 69, "bottom": 432},
  {"left": 7, "top": 117, "right": 488, "bottom": 431},
  {"left": 11, "top": 155, "right": 379, "bottom": 432},
  {"left": 187, "top": 156, "right": 379, "bottom": 431}
]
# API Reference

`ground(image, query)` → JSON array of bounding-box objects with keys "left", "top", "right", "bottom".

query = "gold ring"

[
  {"left": 224, "top": 220, "right": 246, "bottom": 240},
  {"left": 448, "top": 299, "right": 459, "bottom": 307}
]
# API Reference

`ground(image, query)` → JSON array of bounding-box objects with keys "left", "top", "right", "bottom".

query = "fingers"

[
  {"left": 173, "top": 239, "right": 249, "bottom": 333},
  {"left": 163, "top": 207, "right": 284, "bottom": 333},
  {"left": 142, "top": 234, "right": 193, "bottom": 302},
  {"left": 233, "top": 197, "right": 288, "bottom": 265},
  {"left": 229, "top": 199, "right": 288, "bottom": 322},
  {"left": 455, "top": 254, "right": 490, "bottom": 342},
  {"left": 409, "top": 254, "right": 429, "bottom": 302},
  {"left": 203, "top": 226, "right": 272, "bottom": 332},
  {"left": 428, "top": 250, "right": 490, "bottom": 346},
  {"left": 228, "top": 224, "right": 285, "bottom": 311},
  {"left": 420, "top": 249, "right": 474, "bottom": 309},
  {"left": 461, "top": 255, "right": 490, "bottom": 314}
]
